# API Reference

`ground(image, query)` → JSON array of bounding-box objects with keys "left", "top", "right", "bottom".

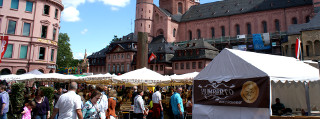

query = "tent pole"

[{"left": 305, "top": 82, "right": 311, "bottom": 116}]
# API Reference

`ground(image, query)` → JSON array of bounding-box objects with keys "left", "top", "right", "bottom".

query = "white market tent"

[
  {"left": 81, "top": 73, "right": 115, "bottom": 84},
  {"left": 193, "top": 48, "right": 320, "bottom": 119},
  {"left": 113, "top": 67, "right": 171, "bottom": 86},
  {"left": 170, "top": 72, "right": 199, "bottom": 85}
]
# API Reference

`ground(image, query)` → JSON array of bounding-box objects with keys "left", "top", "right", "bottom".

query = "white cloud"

[
  {"left": 61, "top": 0, "right": 130, "bottom": 22},
  {"left": 74, "top": 52, "right": 92, "bottom": 59},
  {"left": 62, "top": 7, "right": 80, "bottom": 22},
  {"left": 96, "top": 0, "right": 130, "bottom": 7},
  {"left": 81, "top": 29, "right": 88, "bottom": 34},
  {"left": 111, "top": 7, "right": 119, "bottom": 11}
]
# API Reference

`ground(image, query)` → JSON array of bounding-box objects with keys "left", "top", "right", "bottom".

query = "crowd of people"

[{"left": 0, "top": 81, "right": 193, "bottom": 119}]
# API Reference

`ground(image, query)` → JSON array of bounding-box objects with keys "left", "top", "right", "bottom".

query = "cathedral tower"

[
  {"left": 135, "top": 0, "right": 154, "bottom": 37},
  {"left": 159, "top": 0, "right": 199, "bottom": 15}
]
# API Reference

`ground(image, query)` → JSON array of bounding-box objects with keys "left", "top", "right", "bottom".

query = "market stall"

[
  {"left": 193, "top": 48, "right": 320, "bottom": 119},
  {"left": 170, "top": 72, "right": 199, "bottom": 85}
]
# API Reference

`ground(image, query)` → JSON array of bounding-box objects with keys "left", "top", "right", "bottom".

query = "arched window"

[
  {"left": 247, "top": 23, "right": 251, "bottom": 35},
  {"left": 197, "top": 29, "right": 201, "bottom": 39},
  {"left": 173, "top": 28, "right": 176, "bottom": 37},
  {"left": 0, "top": 69, "right": 11, "bottom": 75},
  {"left": 262, "top": 21, "right": 267, "bottom": 33},
  {"left": 292, "top": 17, "right": 298, "bottom": 24},
  {"left": 39, "top": 69, "right": 44, "bottom": 73},
  {"left": 306, "top": 16, "right": 310, "bottom": 23},
  {"left": 16, "top": 69, "right": 26, "bottom": 75},
  {"left": 221, "top": 26, "right": 225, "bottom": 36},
  {"left": 315, "top": 40, "right": 320, "bottom": 56},
  {"left": 155, "top": 14, "right": 159, "bottom": 22},
  {"left": 211, "top": 27, "right": 215, "bottom": 38},
  {"left": 275, "top": 19, "right": 280, "bottom": 31},
  {"left": 178, "top": 3, "right": 183, "bottom": 14},
  {"left": 235, "top": 24, "right": 240, "bottom": 35},
  {"left": 189, "top": 30, "right": 192, "bottom": 40}
]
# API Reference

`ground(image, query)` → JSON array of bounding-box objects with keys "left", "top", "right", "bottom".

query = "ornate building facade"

[
  {"left": 0, "top": 0, "right": 64, "bottom": 74},
  {"left": 88, "top": 0, "right": 319, "bottom": 75}
]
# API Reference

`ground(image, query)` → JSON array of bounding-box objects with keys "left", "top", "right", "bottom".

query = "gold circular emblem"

[{"left": 241, "top": 81, "right": 259, "bottom": 104}]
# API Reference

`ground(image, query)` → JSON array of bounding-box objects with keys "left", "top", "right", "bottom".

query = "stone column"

[{"left": 136, "top": 32, "right": 148, "bottom": 69}]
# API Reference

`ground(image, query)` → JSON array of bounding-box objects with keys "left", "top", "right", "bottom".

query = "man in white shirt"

[
  {"left": 50, "top": 82, "right": 83, "bottom": 119},
  {"left": 152, "top": 86, "right": 163, "bottom": 119},
  {"left": 134, "top": 89, "right": 147, "bottom": 119},
  {"left": 97, "top": 85, "right": 108, "bottom": 119}
]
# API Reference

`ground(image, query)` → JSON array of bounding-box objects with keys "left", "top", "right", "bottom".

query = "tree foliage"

[
  {"left": 9, "top": 83, "right": 25, "bottom": 118},
  {"left": 57, "top": 33, "right": 73, "bottom": 67}
]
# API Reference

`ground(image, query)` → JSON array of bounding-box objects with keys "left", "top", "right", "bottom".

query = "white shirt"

[
  {"left": 152, "top": 91, "right": 161, "bottom": 104},
  {"left": 55, "top": 90, "right": 82, "bottom": 119},
  {"left": 133, "top": 95, "right": 145, "bottom": 113},
  {"left": 99, "top": 94, "right": 108, "bottom": 119}
]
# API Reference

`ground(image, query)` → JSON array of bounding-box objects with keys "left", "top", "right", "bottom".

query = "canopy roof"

[
  {"left": 114, "top": 67, "right": 171, "bottom": 86},
  {"left": 195, "top": 48, "right": 319, "bottom": 82}
]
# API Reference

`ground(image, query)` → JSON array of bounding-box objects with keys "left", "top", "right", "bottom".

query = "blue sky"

[{"left": 60, "top": 0, "right": 220, "bottom": 59}]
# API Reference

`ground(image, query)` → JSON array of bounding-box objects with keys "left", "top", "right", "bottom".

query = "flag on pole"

[
  {"left": 0, "top": 36, "right": 9, "bottom": 63},
  {"left": 148, "top": 53, "right": 157, "bottom": 63},
  {"left": 295, "top": 38, "right": 301, "bottom": 60}
]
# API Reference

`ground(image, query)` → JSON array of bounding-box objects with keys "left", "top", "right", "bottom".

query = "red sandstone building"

[
  {"left": 0, "top": 0, "right": 64, "bottom": 74},
  {"left": 89, "top": 0, "right": 319, "bottom": 75}
]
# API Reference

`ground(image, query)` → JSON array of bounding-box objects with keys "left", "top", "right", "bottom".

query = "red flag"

[
  {"left": 295, "top": 38, "right": 301, "bottom": 60},
  {"left": 148, "top": 53, "right": 157, "bottom": 63},
  {"left": 0, "top": 36, "right": 9, "bottom": 63}
]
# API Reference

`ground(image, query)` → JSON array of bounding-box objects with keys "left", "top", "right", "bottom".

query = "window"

[
  {"left": 22, "top": 22, "right": 31, "bottom": 36},
  {"left": 180, "top": 62, "right": 184, "bottom": 69},
  {"left": 211, "top": 27, "right": 215, "bottom": 38},
  {"left": 20, "top": 45, "right": 28, "bottom": 59},
  {"left": 113, "top": 64, "right": 115, "bottom": 72},
  {"left": 275, "top": 19, "right": 280, "bottom": 31},
  {"left": 150, "top": 65, "right": 153, "bottom": 70},
  {"left": 52, "top": 28, "right": 57, "bottom": 40},
  {"left": 197, "top": 29, "right": 201, "bottom": 39},
  {"left": 247, "top": 23, "right": 251, "bottom": 35},
  {"left": 108, "top": 64, "right": 110, "bottom": 72},
  {"left": 108, "top": 55, "right": 110, "bottom": 60},
  {"left": 113, "top": 55, "right": 116, "bottom": 59},
  {"left": 189, "top": 31, "right": 192, "bottom": 40},
  {"left": 41, "top": 25, "right": 48, "bottom": 38},
  {"left": 306, "top": 16, "right": 310, "bottom": 23},
  {"left": 121, "top": 64, "right": 124, "bottom": 72},
  {"left": 198, "top": 62, "right": 203, "bottom": 69},
  {"left": 0, "top": 0, "right": 3, "bottom": 7},
  {"left": 221, "top": 26, "right": 225, "bottom": 36},
  {"left": 39, "top": 47, "right": 45, "bottom": 60},
  {"left": 7, "top": 20, "right": 17, "bottom": 35},
  {"left": 127, "top": 54, "right": 130, "bottom": 59},
  {"left": 117, "top": 54, "right": 120, "bottom": 59},
  {"left": 192, "top": 62, "right": 196, "bottom": 69},
  {"left": 4, "top": 44, "right": 13, "bottom": 58},
  {"left": 292, "top": 17, "right": 297, "bottom": 24},
  {"left": 186, "top": 62, "right": 190, "bottom": 69},
  {"left": 11, "top": 0, "right": 19, "bottom": 9},
  {"left": 155, "top": 65, "right": 158, "bottom": 71},
  {"left": 175, "top": 63, "right": 178, "bottom": 70},
  {"left": 236, "top": 24, "right": 240, "bottom": 35},
  {"left": 51, "top": 49, "right": 54, "bottom": 61},
  {"left": 25, "top": 1, "right": 33, "bottom": 12},
  {"left": 117, "top": 64, "right": 119, "bottom": 72},
  {"left": 127, "top": 64, "right": 130, "bottom": 72},
  {"left": 55, "top": 9, "right": 58, "bottom": 19},
  {"left": 160, "top": 65, "right": 164, "bottom": 71},
  {"left": 178, "top": 3, "right": 183, "bottom": 14},
  {"left": 173, "top": 29, "right": 176, "bottom": 37},
  {"left": 262, "top": 21, "right": 267, "bottom": 33},
  {"left": 121, "top": 54, "right": 124, "bottom": 59},
  {"left": 43, "top": 5, "right": 50, "bottom": 15}
]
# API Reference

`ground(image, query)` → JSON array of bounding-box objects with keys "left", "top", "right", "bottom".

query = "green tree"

[{"left": 57, "top": 33, "right": 73, "bottom": 67}]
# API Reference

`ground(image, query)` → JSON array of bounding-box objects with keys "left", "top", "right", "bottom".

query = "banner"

[
  {"left": 194, "top": 76, "right": 270, "bottom": 108},
  {"left": 252, "top": 33, "right": 271, "bottom": 50},
  {"left": 0, "top": 36, "right": 9, "bottom": 63}
]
